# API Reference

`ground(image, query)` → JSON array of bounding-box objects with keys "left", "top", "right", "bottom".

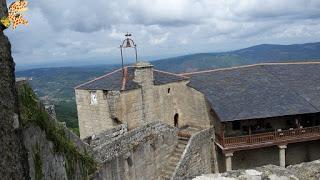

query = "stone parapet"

[
  {"left": 173, "top": 128, "right": 215, "bottom": 179},
  {"left": 92, "top": 122, "right": 177, "bottom": 162},
  {"left": 83, "top": 123, "right": 128, "bottom": 149}
]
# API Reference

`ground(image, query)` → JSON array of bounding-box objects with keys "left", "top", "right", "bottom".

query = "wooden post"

[
  {"left": 221, "top": 123, "right": 225, "bottom": 147},
  {"left": 249, "top": 125, "right": 252, "bottom": 143}
]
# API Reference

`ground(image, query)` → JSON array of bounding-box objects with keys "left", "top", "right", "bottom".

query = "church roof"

[
  {"left": 75, "top": 66, "right": 188, "bottom": 91},
  {"left": 184, "top": 62, "right": 320, "bottom": 122}
]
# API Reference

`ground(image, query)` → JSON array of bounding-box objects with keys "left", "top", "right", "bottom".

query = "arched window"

[{"left": 174, "top": 113, "right": 179, "bottom": 127}]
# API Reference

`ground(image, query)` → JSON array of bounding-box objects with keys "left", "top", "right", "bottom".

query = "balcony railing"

[{"left": 216, "top": 126, "right": 320, "bottom": 149}]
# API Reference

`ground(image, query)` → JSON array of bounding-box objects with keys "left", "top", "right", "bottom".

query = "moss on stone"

[
  {"left": 32, "top": 144, "right": 43, "bottom": 180},
  {"left": 18, "top": 84, "right": 97, "bottom": 178}
]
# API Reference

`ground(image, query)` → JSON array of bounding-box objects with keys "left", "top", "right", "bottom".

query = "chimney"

[{"left": 133, "top": 61, "right": 154, "bottom": 86}]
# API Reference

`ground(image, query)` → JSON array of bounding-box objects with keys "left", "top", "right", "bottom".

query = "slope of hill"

[
  {"left": 15, "top": 42, "right": 320, "bottom": 130},
  {"left": 16, "top": 65, "right": 119, "bottom": 130},
  {"left": 153, "top": 42, "right": 320, "bottom": 72}
]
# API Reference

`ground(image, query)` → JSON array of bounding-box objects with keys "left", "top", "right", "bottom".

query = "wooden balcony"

[{"left": 216, "top": 126, "right": 320, "bottom": 151}]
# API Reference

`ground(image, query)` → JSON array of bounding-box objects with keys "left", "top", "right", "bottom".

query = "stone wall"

[
  {"left": 173, "top": 128, "right": 214, "bottom": 179},
  {"left": 106, "top": 91, "right": 121, "bottom": 119},
  {"left": 0, "top": 1, "right": 29, "bottom": 178},
  {"left": 217, "top": 139, "right": 320, "bottom": 172},
  {"left": 231, "top": 146, "right": 279, "bottom": 170},
  {"left": 76, "top": 64, "right": 213, "bottom": 138},
  {"left": 117, "top": 81, "right": 212, "bottom": 130},
  {"left": 286, "top": 140, "right": 320, "bottom": 166},
  {"left": 133, "top": 62, "right": 156, "bottom": 124},
  {"left": 76, "top": 89, "right": 114, "bottom": 138},
  {"left": 116, "top": 89, "right": 144, "bottom": 130},
  {"left": 195, "top": 160, "right": 320, "bottom": 180},
  {"left": 90, "top": 122, "right": 178, "bottom": 180},
  {"left": 83, "top": 123, "right": 128, "bottom": 149}
]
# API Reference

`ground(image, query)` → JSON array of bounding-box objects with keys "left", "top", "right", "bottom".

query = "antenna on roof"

[{"left": 120, "top": 33, "right": 138, "bottom": 77}]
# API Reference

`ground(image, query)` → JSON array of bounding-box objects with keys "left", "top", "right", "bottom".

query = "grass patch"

[{"left": 32, "top": 144, "right": 43, "bottom": 180}]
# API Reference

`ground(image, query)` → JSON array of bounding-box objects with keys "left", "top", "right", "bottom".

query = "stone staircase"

[{"left": 161, "top": 138, "right": 189, "bottom": 180}]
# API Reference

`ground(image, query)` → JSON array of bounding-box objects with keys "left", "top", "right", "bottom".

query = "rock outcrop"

[
  {"left": 0, "top": 1, "right": 96, "bottom": 179},
  {"left": 18, "top": 82, "right": 96, "bottom": 179},
  {"left": 194, "top": 160, "right": 320, "bottom": 180},
  {"left": 0, "top": 0, "right": 29, "bottom": 178}
]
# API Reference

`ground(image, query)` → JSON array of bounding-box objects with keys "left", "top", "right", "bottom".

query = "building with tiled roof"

[
  {"left": 75, "top": 61, "right": 320, "bottom": 173},
  {"left": 75, "top": 61, "right": 211, "bottom": 139}
]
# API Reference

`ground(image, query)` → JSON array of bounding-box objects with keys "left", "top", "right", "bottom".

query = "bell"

[{"left": 125, "top": 39, "right": 132, "bottom": 48}]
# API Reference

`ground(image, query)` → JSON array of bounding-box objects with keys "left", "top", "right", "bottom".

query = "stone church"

[{"left": 75, "top": 61, "right": 320, "bottom": 179}]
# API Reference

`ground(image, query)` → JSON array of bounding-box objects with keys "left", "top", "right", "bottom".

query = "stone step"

[
  {"left": 165, "top": 165, "right": 176, "bottom": 172},
  {"left": 175, "top": 146, "right": 185, "bottom": 151},
  {"left": 178, "top": 139, "right": 189, "bottom": 145},
  {"left": 167, "top": 160, "right": 179, "bottom": 167},
  {"left": 174, "top": 147, "right": 184, "bottom": 152},
  {"left": 161, "top": 170, "right": 173, "bottom": 178},
  {"left": 177, "top": 142, "right": 187, "bottom": 147},
  {"left": 160, "top": 138, "right": 190, "bottom": 180},
  {"left": 162, "top": 170, "right": 172, "bottom": 175},
  {"left": 176, "top": 145, "right": 186, "bottom": 150},
  {"left": 161, "top": 174, "right": 171, "bottom": 180},
  {"left": 178, "top": 136, "right": 190, "bottom": 141},
  {"left": 169, "top": 156, "right": 180, "bottom": 162},
  {"left": 165, "top": 166, "right": 175, "bottom": 170},
  {"left": 168, "top": 157, "right": 180, "bottom": 164},
  {"left": 172, "top": 151, "right": 183, "bottom": 157}
]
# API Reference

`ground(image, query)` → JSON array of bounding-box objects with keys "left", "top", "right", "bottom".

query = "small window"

[
  {"left": 90, "top": 91, "right": 98, "bottom": 105},
  {"left": 167, "top": 88, "right": 171, "bottom": 94}
]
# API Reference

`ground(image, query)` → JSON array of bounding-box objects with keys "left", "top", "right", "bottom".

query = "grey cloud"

[{"left": 5, "top": 0, "right": 320, "bottom": 66}]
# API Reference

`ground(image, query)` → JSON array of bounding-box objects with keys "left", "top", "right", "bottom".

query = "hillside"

[
  {"left": 152, "top": 42, "right": 320, "bottom": 72},
  {"left": 15, "top": 42, "right": 320, "bottom": 130},
  {"left": 16, "top": 65, "right": 119, "bottom": 132}
]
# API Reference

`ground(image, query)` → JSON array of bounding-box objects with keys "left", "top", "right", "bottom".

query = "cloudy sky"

[{"left": 5, "top": 0, "right": 320, "bottom": 68}]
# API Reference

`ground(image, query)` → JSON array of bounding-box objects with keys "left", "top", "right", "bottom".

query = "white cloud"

[
  {"left": 149, "top": 32, "right": 169, "bottom": 45},
  {"left": 4, "top": 0, "right": 320, "bottom": 67}
]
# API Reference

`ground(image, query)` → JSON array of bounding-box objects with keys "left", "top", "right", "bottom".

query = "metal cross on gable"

[{"left": 120, "top": 33, "right": 138, "bottom": 76}]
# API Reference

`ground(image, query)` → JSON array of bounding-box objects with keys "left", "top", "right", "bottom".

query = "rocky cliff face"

[
  {"left": 0, "top": 0, "right": 29, "bottom": 178},
  {"left": 0, "top": 1, "right": 96, "bottom": 179},
  {"left": 18, "top": 83, "right": 96, "bottom": 180},
  {"left": 194, "top": 160, "right": 320, "bottom": 180},
  {"left": 23, "top": 125, "right": 87, "bottom": 180}
]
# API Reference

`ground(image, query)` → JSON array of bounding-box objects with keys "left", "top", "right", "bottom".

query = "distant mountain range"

[
  {"left": 152, "top": 42, "right": 320, "bottom": 73},
  {"left": 15, "top": 42, "right": 320, "bottom": 130}
]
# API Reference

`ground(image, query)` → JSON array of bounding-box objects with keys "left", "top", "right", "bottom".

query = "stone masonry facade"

[{"left": 75, "top": 62, "right": 213, "bottom": 139}]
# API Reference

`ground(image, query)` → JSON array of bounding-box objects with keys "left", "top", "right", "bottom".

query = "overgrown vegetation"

[
  {"left": 18, "top": 83, "right": 97, "bottom": 178},
  {"left": 32, "top": 144, "right": 43, "bottom": 180},
  {"left": 55, "top": 101, "right": 79, "bottom": 136}
]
